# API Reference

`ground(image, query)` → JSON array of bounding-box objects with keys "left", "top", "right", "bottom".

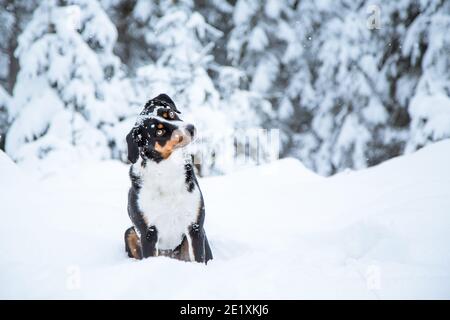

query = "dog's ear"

[
  {"left": 126, "top": 130, "right": 139, "bottom": 164},
  {"left": 154, "top": 93, "right": 181, "bottom": 114}
]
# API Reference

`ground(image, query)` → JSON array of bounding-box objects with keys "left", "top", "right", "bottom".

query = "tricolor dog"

[{"left": 124, "top": 94, "right": 212, "bottom": 264}]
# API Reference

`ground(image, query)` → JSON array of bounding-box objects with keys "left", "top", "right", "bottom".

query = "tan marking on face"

[
  {"left": 154, "top": 130, "right": 191, "bottom": 159},
  {"left": 154, "top": 138, "right": 180, "bottom": 159},
  {"left": 163, "top": 112, "right": 168, "bottom": 118},
  {"left": 157, "top": 124, "right": 164, "bottom": 129}
]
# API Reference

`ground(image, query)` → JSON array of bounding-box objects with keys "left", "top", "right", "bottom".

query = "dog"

[{"left": 124, "top": 94, "right": 213, "bottom": 264}]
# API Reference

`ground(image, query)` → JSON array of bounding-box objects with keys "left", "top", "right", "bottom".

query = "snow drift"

[{"left": 1, "top": 140, "right": 450, "bottom": 299}]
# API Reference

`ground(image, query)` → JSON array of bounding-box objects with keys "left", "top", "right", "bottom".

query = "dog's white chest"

[{"left": 134, "top": 154, "right": 200, "bottom": 250}]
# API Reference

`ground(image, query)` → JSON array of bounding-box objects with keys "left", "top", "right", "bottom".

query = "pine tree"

[
  {"left": 227, "top": 0, "right": 294, "bottom": 103},
  {"left": 6, "top": 0, "right": 134, "bottom": 168},
  {"left": 252, "top": 0, "right": 450, "bottom": 175},
  {"left": 101, "top": 0, "right": 156, "bottom": 72},
  {"left": 0, "top": 0, "right": 38, "bottom": 93},
  {"left": 287, "top": 1, "right": 390, "bottom": 175},
  {"left": 402, "top": 0, "right": 450, "bottom": 152}
]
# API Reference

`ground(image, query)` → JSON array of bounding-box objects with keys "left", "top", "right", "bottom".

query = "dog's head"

[{"left": 126, "top": 94, "right": 196, "bottom": 163}]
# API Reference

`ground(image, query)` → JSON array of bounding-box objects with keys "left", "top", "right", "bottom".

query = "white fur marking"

[
  {"left": 134, "top": 150, "right": 200, "bottom": 251},
  {"left": 185, "top": 229, "right": 195, "bottom": 262}
]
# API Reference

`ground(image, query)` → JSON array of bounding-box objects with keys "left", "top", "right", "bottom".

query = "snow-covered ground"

[{"left": 1, "top": 140, "right": 450, "bottom": 299}]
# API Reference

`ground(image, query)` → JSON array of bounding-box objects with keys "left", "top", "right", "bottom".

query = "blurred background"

[{"left": 0, "top": 0, "right": 449, "bottom": 176}]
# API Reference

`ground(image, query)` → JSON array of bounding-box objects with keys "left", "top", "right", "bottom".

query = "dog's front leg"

[
  {"left": 141, "top": 225, "right": 158, "bottom": 258},
  {"left": 188, "top": 223, "right": 206, "bottom": 263}
]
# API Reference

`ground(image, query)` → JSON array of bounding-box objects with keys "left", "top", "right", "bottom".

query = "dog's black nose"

[{"left": 186, "top": 124, "right": 196, "bottom": 137}]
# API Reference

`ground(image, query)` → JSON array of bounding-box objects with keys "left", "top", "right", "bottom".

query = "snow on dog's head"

[{"left": 126, "top": 94, "right": 196, "bottom": 163}]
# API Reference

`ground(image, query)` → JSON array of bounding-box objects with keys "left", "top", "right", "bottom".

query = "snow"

[
  {"left": 1, "top": 140, "right": 450, "bottom": 299},
  {"left": 232, "top": 0, "right": 258, "bottom": 26},
  {"left": 248, "top": 26, "right": 268, "bottom": 51}
]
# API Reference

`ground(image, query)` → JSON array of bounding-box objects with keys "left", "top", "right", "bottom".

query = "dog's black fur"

[{"left": 124, "top": 94, "right": 212, "bottom": 264}]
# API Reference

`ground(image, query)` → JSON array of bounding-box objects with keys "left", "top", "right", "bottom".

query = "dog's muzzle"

[
  {"left": 185, "top": 124, "right": 196, "bottom": 139},
  {"left": 172, "top": 124, "right": 196, "bottom": 149}
]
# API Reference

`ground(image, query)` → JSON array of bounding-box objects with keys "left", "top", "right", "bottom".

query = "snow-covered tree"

[
  {"left": 253, "top": 0, "right": 450, "bottom": 175},
  {"left": 286, "top": 1, "right": 392, "bottom": 175},
  {"left": 101, "top": 0, "right": 156, "bottom": 72},
  {"left": 127, "top": 0, "right": 450, "bottom": 176},
  {"left": 0, "top": 0, "right": 37, "bottom": 93},
  {"left": 227, "top": 0, "right": 293, "bottom": 104},
  {"left": 402, "top": 0, "right": 450, "bottom": 152},
  {"left": 6, "top": 0, "right": 135, "bottom": 169}
]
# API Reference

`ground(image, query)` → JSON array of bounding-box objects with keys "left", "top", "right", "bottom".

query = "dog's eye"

[
  {"left": 169, "top": 111, "right": 175, "bottom": 119},
  {"left": 156, "top": 129, "right": 165, "bottom": 136}
]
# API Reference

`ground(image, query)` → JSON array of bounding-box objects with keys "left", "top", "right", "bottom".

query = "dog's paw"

[
  {"left": 146, "top": 226, "right": 157, "bottom": 241},
  {"left": 191, "top": 223, "right": 200, "bottom": 233}
]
